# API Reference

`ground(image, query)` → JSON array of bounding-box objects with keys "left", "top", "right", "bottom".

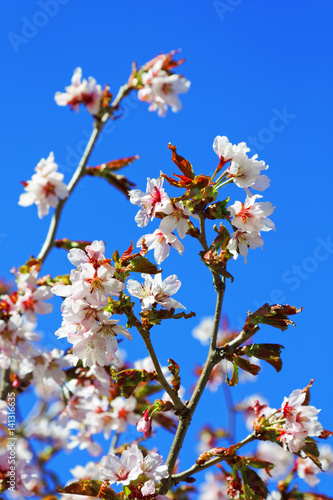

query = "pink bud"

[{"left": 136, "top": 410, "right": 152, "bottom": 437}]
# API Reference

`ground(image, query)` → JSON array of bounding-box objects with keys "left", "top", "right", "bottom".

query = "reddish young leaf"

[
  {"left": 168, "top": 143, "right": 195, "bottom": 180},
  {"left": 245, "top": 303, "right": 303, "bottom": 333},
  {"left": 87, "top": 155, "right": 140, "bottom": 172},
  {"left": 168, "top": 358, "right": 181, "bottom": 392},
  {"left": 57, "top": 480, "right": 117, "bottom": 499}
]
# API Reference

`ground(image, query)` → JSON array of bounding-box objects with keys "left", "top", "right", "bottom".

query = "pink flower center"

[
  {"left": 282, "top": 402, "right": 295, "bottom": 418},
  {"left": 23, "top": 297, "right": 35, "bottom": 311},
  {"left": 236, "top": 204, "right": 254, "bottom": 223},
  {"left": 161, "top": 82, "right": 173, "bottom": 95},
  {"left": 151, "top": 187, "right": 162, "bottom": 205},
  {"left": 118, "top": 408, "right": 128, "bottom": 419},
  {"left": 116, "top": 466, "right": 129, "bottom": 481},
  {"left": 43, "top": 182, "right": 56, "bottom": 197}
]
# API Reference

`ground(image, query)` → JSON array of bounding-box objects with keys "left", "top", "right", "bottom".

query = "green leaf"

[
  {"left": 130, "top": 256, "right": 161, "bottom": 274},
  {"left": 245, "top": 457, "right": 275, "bottom": 473},
  {"left": 204, "top": 199, "right": 230, "bottom": 220},
  {"left": 111, "top": 369, "right": 157, "bottom": 398},
  {"left": 301, "top": 437, "right": 323, "bottom": 470},
  {"left": 240, "top": 466, "right": 268, "bottom": 500},
  {"left": 135, "top": 383, "right": 163, "bottom": 399}
]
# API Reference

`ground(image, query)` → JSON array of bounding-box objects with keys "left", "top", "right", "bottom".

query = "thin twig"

[
  {"left": 160, "top": 218, "right": 226, "bottom": 493},
  {"left": 0, "top": 364, "right": 11, "bottom": 401},
  {"left": 171, "top": 432, "right": 257, "bottom": 485},
  {"left": 38, "top": 84, "right": 132, "bottom": 263},
  {"left": 137, "top": 325, "right": 187, "bottom": 414}
]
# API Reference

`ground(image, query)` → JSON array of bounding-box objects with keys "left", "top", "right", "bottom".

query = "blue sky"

[{"left": 1, "top": 0, "right": 333, "bottom": 497}]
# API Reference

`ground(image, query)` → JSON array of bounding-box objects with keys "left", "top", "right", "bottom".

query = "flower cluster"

[
  {"left": 0, "top": 267, "right": 53, "bottom": 373},
  {"left": 127, "top": 273, "right": 185, "bottom": 312},
  {"left": 18, "top": 152, "right": 68, "bottom": 219},
  {"left": 129, "top": 176, "right": 197, "bottom": 264},
  {"left": 136, "top": 50, "right": 191, "bottom": 117},
  {"left": 252, "top": 387, "right": 323, "bottom": 455},
  {"left": 101, "top": 443, "right": 169, "bottom": 498},
  {"left": 52, "top": 240, "right": 131, "bottom": 367},
  {"left": 277, "top": 388, "right": 323, "bottom": 453},
  {"left": 213, "top": 135, "right": 275, "bottom": 263},
  {"left": 54, "top": 67, "right": 104, "bottom": 115}
]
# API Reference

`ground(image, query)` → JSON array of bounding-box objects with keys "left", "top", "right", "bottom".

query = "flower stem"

[
  {"left": 137, "top": 325, "right": 187, "bottom": 414},
  {"left": 215, "top": 177, "right": 234, "bottom": 190}
]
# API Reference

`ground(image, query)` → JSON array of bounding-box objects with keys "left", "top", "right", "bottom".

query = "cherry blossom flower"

[
  {"left": 16, "top": 285, "right": 53, "bottom": 323},
  {"left": 297, "top": 457, "right": 322, "bottom": 486},
  {"left": 319, "top": 444, "right": 333, "bottom": 473},
  {"left": 32, "top": 348, "right": 71, "bottom": 386},
  {"left": 67, "top": 240, "right": 106, "bottom": 267},
  {"left": 55, "top": 67, "right": 103, "bottom": 115},
  {"left": 53, "top": 262, "right": 124, "bottom": 305},
  {"left": 129, "top": 177, "right": 170, "bottom": 228},
  {"left": 159, "top": 201, "right": 197, "bottom": 239},
  {"left": 109, "top": 396, "right": 139, "bottom": 433},
  {"left": 281, "top": 389, "right": 323, "bottom": 435},
  {"left": 267, "top": 493, "right": 282, "bottom": 500},
  {"left": 100, "top": 443, "right": 142, "bottom": 485},
  {"left": 70, "top": 461, "right": 103, "bottom": 481},
  {"left": 101, "top": 443, "right": 168, "bottom": 495},
  {"left": 68, "top": 318, "right": 130, "bottom": 368},
  {"left": 138, "top": 59, "right": 190, "bottom": 117},
  {"left": 0, "top": 313, "right": 23, "bottom": 362},
  {"left": 213, "top": 135, "right": 249, "bottom": 164},
  {"left": 228, "top": 153, "right": 270, "bottom": 191},
  {"left": 137, "top": 229, "right": 184, "bottom": 264},
  {"left": 130, "top": 448, "right": 169, "bottom": 483},
  {"left": 228, "top": 194, "right": 275, "bottom": 234},
  {"left": 141, "top": 479, "right": 156, "bottom": 496},
  {"left": 213, "top": 136, "right": 270, "bottom": 191},
  {"left": 276, "top": 388, "right": 323, "bottom": 453},
  {"left": 127, "top": 273, "right": 185, "bottom": 312},
  {"left": 227, "top": 229, "right": 264, "bottom": 264},
  {"left": 256, "top": 441, "right": 293, "bottom": 478},
  {"left": 18, "top": 152, "right": 68, "bottom": 219},
  {"left": 198, "top": 471, "right": 229, "bottom": 500},
  {"left": 192, "top": 317, "right": 215, "bottom": 345},
  {"left": 136, "top": 410, "right": 152, "bottom": 437}
]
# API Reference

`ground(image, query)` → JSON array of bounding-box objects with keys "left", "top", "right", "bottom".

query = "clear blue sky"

[{"left": 1, "top": 0, "right": 333, "bottom": 496}]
